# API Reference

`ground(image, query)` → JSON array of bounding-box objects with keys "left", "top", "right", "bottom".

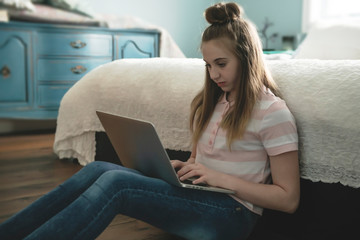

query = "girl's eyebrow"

[
  {"left": 203, "top": 57, "right": 228, "bottom": 63},
  {"left": 214, "top": 57, "right": 227, "bottom": 62}
]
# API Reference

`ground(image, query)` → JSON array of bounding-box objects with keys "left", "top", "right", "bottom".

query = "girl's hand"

[
  {"left": 170, "top": 156, "right": 196, "bottom": 171},
  {"left": 175, "top": 162, "right": 221, "bottom": 186},
  {"left": 170, "top": 160, "right": 190, "bottom": 171}
]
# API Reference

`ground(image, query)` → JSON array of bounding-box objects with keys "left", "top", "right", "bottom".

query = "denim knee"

[
  {"left": 84, "top": 161, "right": 139, "bottom": 175},
  {"left": 94, "top": 169, "right": 142, "bottom": 191},
  {"left": 85, "top": 161, "right": 117, "bottom": 172}
]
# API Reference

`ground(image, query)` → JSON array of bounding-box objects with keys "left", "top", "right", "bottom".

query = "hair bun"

[{"left": 204, "top": 2, "right": 242, "bottom": 24}]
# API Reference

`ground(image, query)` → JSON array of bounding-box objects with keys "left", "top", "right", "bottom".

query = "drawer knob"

[
  {"left": 70, "top": 40, "right": 87, "bottom": 49},
  {"left": 71, "top": 65, "right": 87, "bottom": 74},
  {"left": 1, "top": 65, "right": 11, "bottom": 78}
]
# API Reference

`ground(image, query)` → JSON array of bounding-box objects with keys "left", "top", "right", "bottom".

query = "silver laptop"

[{"left": 96, "top": 110, "right": 234, "bottom": 194}]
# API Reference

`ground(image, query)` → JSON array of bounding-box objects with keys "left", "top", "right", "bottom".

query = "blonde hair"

[{"left": 190, "top": 2, "right": 280, "bottom": 148}]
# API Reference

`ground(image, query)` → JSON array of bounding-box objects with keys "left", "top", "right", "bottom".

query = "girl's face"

[{"left": 202, "top": 38, "right": 240, "bottom": 101}]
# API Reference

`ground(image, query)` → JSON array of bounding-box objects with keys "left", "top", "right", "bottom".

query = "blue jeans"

[{"left": 0, "top": 161, "right": 259, "bottom": 240}]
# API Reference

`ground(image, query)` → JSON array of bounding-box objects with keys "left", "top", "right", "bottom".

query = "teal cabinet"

[
  {"left": 0, "top": 22, "right": 159, "bottom": 119},
  {"left": 116, "top": 33, "right": 158, "bottom": 58},
  {"left": 37, "top": 58, "right": 110, "bottom": 82},
  {"left": 0, "top": 30, "right": 31, "bottom": 110},
  {"left": 36, "top": 32, "right": 113, "bottom": 57},
  {"left": 37, "top": 85, "right": 72, "bottom": 108}
]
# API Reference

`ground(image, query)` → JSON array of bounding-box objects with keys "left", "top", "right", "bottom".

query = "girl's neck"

[{"left": 226, "top": 92, "right": 235, "bottom": 102}]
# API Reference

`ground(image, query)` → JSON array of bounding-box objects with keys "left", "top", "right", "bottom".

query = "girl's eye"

[
  {"left": 218, "top": 63, "right": 226, "bottom": 67},
  {"left": 205, "top": 64, "right": 211, "bottom": 69}
]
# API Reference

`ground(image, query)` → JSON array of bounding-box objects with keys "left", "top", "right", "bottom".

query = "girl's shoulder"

[
  {"left": 253, "top": 88, "right": 295, "bottom": 124},
  {"left": 257, "top": 88, "right": 287, "bottom": 111},
  {"left": 252, "top": 88, "right": 297, "bottom": 139}
]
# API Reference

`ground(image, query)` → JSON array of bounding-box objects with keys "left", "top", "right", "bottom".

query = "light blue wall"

[
  {"left": 235, "top": 0, "right": 303, "bottom": 50},
  {"left": 88, "top": 0, "right": 303, "bottom": 58},
  {"left": 87, "top": 0, "right": 209, "bottom": 58}
]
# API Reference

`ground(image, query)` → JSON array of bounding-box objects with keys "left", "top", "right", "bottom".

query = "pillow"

[
  {"left": 47, "top": 0, "right": 96, "bottom": 18},
  {"left": 0, "top": 0, "right": 35, "bottom": 11},
  {"left": 294, "top": 21, "right": 360, "bottom": 60}
]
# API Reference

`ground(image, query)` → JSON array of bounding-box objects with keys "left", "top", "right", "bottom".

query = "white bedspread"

[
  {"left": 54, "top": 58, "right": 360, "bottom": 188},
  {"left": 54, "top": 58, "right": 203, "bottom": 164}
]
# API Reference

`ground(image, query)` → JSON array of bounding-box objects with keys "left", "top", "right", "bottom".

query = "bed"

[
  {"left": 53, "top": 20, "right": 360, "bottom": 185},
  {"left": 53, "top": 20, "right": 360, "bottom": 239},
  {"left": 54, "top": 57, "right": 360, "bottom": 186}
]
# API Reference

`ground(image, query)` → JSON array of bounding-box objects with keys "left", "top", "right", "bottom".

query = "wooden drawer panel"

[
  {"left": 37, "top": 58, "right": 111, "bottom": 82},
  {"left": 37, "top": 32, "right": 113, "bottom": 57},
  {"left": 0, "top": 31, "right": 29, "bottom": 104},
  {"left": 116, "top": 34, "right": 158, "bottom": 58},
  {"left": 38, "top": 85, "right": 71, "bottom": 108}
]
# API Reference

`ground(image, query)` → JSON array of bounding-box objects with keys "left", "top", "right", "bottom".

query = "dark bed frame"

[{"left": 95, "top": 132, "right": 359, "bottom": 240}]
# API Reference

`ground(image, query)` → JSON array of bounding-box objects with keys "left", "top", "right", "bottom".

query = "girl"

[{"left": 0, "top": 2, "right": 299, "bottom": 240}]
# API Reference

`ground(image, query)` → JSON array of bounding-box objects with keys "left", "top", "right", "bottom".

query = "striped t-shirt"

[{"left": 195, "top": 88, "right": 298, "bottom": 215}]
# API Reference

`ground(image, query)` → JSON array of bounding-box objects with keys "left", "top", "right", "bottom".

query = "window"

[{"left": 302, "top": 0, "right": 360, "bottom": 32}]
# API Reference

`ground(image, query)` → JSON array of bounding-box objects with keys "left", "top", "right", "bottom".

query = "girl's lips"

[{"left": 217, "top": 82, "right": 226, "bottom": 87}]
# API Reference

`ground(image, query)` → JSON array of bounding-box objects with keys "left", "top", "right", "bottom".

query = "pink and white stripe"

[{"left": 195, "top": 88, "right": 298, "bottom": 215}]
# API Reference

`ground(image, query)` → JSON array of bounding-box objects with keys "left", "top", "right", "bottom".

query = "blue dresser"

[{"left": 0, "top": 21, "right": 159, "bottom": 119}]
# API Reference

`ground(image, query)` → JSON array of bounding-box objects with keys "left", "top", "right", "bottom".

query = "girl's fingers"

[
  {"left": 179, "top": 166, "right": 204, "bottom": 181},
  {"left": 171, "top": 160, "right": 187, "bottom": 170},
  {"left": 176, "top": 163, "right": 197, "bottom": 177}
]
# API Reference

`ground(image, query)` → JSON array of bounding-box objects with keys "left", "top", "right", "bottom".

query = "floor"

[{"left": 0, "top": 132, "right": 179, "bottom": 240}]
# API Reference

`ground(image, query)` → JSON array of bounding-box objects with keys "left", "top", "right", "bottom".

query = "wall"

[
  {"left": 87, "top": 0, "right": 210, "bottom": 58},
  {"left": 87, "top": 0, "right": 303, "bottom": 57},
  {"left": 236, "top": 0, "right": 303, "bottom": 51}
]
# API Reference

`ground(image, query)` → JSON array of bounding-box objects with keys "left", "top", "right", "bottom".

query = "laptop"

[{"left": 96, "top": 110, "right": 234, "bottom": 194}]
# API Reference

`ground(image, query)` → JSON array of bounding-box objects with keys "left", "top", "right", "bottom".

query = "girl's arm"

[
  {"left": 187, "top": 144, "right": 197, "bottom": 163},
  {"left": 177, "top": 150, "right": 300, "bottom": 213}
]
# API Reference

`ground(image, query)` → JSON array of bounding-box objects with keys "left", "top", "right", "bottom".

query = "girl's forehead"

[{"left": 202, "top": 39, "right": 235, "bottom": 61}]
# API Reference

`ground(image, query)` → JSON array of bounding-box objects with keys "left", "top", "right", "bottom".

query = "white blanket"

[
  {"left": 268, "top": 59, "right": 360, "bottom": 188},
  {"left": 54, "top": 58, "right": 360, "bottom": 188},
  {"left": 54, "top": 58, "right": 204, "bottom": 164}
]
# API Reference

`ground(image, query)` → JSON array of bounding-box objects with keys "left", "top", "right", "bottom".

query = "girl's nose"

[{"left": 209, "top": 68, "right": 220, "bottom": 80}]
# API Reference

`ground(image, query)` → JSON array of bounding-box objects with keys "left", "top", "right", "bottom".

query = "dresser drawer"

[
  {"left": 37, "top": 58, "right": 111, "bottom": 82},
  {"left": 116, "top": 33, "right": 158, "bottom": 58},
  {"left": 38, "top": 85, "right": 71, "bottom": 108},
  {"left": 37, "top": 32, "right": 113, "bottom": 57}
]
